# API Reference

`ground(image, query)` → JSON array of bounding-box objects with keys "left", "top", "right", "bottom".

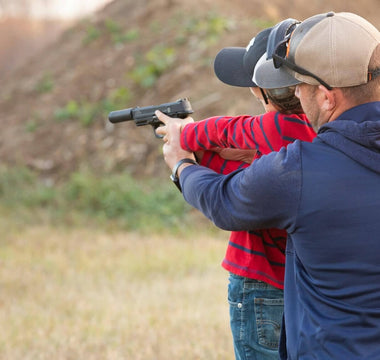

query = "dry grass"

[{"left": 0, "top": 226, "right": 233, "bottom": 359}]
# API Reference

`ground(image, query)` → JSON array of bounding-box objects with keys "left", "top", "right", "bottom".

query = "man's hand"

[{"left": 155, "top": 110, "right": 196, "bottom": 171}]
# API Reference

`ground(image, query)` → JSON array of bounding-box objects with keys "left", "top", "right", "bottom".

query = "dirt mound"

[{"left": 0, "top": 0, "right": 378, "bottom": 183}]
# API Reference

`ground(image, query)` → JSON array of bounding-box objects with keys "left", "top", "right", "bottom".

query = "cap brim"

[
  {"left": 253, "top": 58, "right": 301, "bottom": 89},
  {"left": 214, "top": 47, "right": 257, "bottom": 87}
]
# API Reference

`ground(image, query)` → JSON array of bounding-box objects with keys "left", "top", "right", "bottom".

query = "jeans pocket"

[{"left": 254, "top": 297, "right": 284, "bottom": 350}]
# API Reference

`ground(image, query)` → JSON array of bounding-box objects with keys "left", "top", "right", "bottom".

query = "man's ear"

[{"left": 318, "top": 85, "right": 337, "bottom": 112}]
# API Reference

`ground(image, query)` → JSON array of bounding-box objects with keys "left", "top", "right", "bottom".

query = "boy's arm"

[
  {"left": 180, "top": 115, "right": 260, "bottom": 151},
  {"left": 256, "top": 113, "right": 316, "bottom": 153},
  {"left": 180, "top": 112, "right": 316, "bottom": 155}
]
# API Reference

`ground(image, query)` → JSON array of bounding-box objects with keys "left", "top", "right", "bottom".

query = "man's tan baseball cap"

[{"left": 255, "top": 12, "right": 380, "bottom": 89}]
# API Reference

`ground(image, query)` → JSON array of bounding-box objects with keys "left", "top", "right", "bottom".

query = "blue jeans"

[{"left": 228, "top": 273, "right": 284, "bottom": 360}]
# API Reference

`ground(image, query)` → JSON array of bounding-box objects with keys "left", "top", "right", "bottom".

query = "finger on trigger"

[{"left": 155, "top": 110, "right": 169, "bottom": 124}]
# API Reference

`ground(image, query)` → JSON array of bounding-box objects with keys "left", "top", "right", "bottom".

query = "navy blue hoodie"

[{"left": 180, "top": 102, "right": 380, "bottom": 359}]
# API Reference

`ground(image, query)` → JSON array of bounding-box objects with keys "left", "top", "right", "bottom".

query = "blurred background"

[
  {"left": 0, "top": 1, "right": 378, "bottom": 359},
  {"left": 1, "top": 0, "right": 378, "bottom": 231}
]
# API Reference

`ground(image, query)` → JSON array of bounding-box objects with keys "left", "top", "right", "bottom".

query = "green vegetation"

[
  {"left": 82, "top": 12, "right": 233, "bottom": 91},
  {"left": 82, "top": 24, "right": 102, "bottom": 45},
  {"left": 128, "top": 45, "right": 177, "bottom": 88},
  {"left": 127, "top": 12, "right": 233, "bottom": 88},
  {"left": 171, "top": 12, "right": 234, "bottom": 48},
  {"left": 104, "top": 19, "right": 140, "bottom": 44},
  {"left": 182, "top": 12, "right": 234, "bottom": 45},
  {"left": 53, "top": 86, "right": 132, "bottom": 126},
  {"left": 102, "top": 86, "right": 132, "bottom": 114},
  {"left": 63, "top": 170, "right": 192, "bottom": 231},
  {"left": 25, "top": 119, "right": 40, "bottom": 133},
  {"left": 53, "top": 99, "right": 99, "bottom": 126},
  {"left": 54, "top": 100, "right": 81, "bottom": 121},
  {"left": 0, "top": 166, "right": 209, "bottom": 234},
  {"left": 34, "top": 72, "right": 55, "bottom": 94},
  {"left": 82, "top": 19, "right": 140, "bottom": 45}
]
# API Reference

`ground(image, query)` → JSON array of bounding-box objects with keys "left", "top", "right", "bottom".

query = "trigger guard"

[{"left": 153, "top": 125, "right": 164, "bottom": 139}]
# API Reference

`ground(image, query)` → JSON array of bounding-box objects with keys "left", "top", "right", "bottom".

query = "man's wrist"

[{"left": 170, "top": 158, "right": 198, "bottom": 192}]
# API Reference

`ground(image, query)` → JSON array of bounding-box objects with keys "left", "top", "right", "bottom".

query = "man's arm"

[
  {"left": 156, "top": 110, "right": 301, "bottom": 232},
  {"left": 180, "top": 147, "right": 301, "bottom": 231}
]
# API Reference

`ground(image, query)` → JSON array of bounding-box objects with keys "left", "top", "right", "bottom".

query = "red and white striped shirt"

[{"left": 181, "top": 112, "right": 316, "bottom": 288}]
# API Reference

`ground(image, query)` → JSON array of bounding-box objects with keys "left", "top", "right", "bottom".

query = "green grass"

[{"left": 0, "top": 166, "right": 216, "bottom": 234}]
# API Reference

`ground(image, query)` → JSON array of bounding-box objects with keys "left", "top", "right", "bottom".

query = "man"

[
  {"left": 177, "top": 19, "right": 315, "bottom": 360},
  {"left": 157, "top": 12, "right": 380, "bottom": 359}
]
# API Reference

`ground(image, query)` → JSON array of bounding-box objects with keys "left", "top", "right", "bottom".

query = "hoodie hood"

[{"left": 318, "top": 102, "right": 380, "bottom": 173}]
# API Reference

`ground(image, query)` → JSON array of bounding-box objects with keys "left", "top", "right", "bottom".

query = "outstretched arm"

[
  {"left": 180, "top": 115, "right": 260, "bottom": 152},
  {"left": 155, "top": 110, "right": 300, "bottom": 232}
]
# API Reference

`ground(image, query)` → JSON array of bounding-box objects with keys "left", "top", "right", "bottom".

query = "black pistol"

[{"left": 108, "top": 98, "right": 193, "bottom": 138}]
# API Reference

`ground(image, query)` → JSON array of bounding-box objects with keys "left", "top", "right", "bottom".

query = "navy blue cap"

[{"left": 213, "top": 27, "right": 272, "bottom": 87}]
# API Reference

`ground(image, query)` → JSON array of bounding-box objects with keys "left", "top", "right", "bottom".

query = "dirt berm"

[{"left": 0, "top": 0, "right": 378, "bottom": 183}]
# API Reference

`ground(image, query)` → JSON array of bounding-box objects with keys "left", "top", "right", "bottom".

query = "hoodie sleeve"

[{"left": 180, "top": 141, "right": 303, "bottom": 232}]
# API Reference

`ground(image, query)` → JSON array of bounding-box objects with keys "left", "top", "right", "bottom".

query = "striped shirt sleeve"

[{"left": 180, "top": 112, "right": 315, "bottom": 155}]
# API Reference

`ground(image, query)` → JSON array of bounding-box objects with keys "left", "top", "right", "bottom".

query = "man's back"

[
  {"left": 179, "top": 101, "right": 380, "bottom": 358},
  {"left": 283, "top": 102, "right": 380, "bottom": 358}
]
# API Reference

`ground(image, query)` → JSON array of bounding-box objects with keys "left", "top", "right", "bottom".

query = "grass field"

[{"left": 0, "top": 225, "right": 233, "bottom": 359}]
